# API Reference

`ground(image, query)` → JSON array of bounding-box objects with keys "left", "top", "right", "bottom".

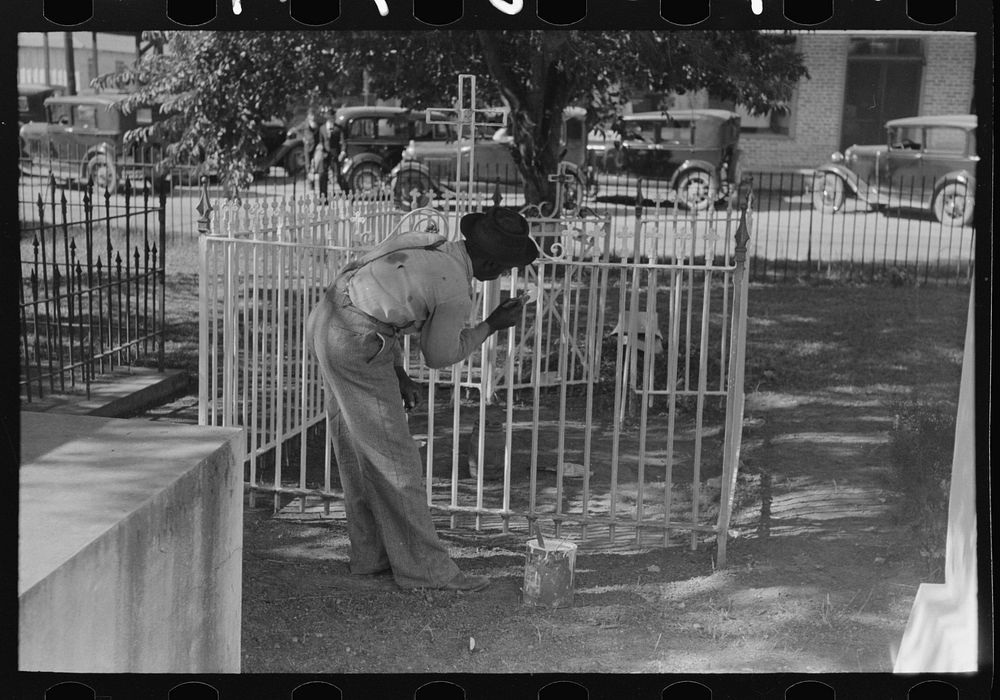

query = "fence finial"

[
  {"left": 734, "top": 176, "right": 753, "bottom": 263},
  {"left": 493, "top": 178, "right": 503, "bottom": 207},
  {"left": 196, "top": 175, "right": 214, "bottom": 235}
]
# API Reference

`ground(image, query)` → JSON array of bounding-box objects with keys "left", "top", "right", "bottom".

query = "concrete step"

[{"left": 20, "top": 366, "right": 189, "bottom": 419}]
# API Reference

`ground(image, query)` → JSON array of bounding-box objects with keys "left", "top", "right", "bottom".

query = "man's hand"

[
  {"left": 485, "top": 294, "right": 528, "bottom": 333},
  {"left": 394, "top": 366, "right": 422, "bottom": 410}
]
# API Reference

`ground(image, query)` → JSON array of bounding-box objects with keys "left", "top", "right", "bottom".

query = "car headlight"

[{"left": 830, "top": 151, "right": 844, "bottom": 164}]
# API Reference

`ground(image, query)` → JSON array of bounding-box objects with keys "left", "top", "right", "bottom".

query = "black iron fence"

[
  {"left": 385, "top": 161, "right": 975, "bottom": 286},
  {"left": 732, "top": 170, "right": 975, "bottom": 286},
  {"left": 18, "top": 141, "right": 309, "bottom": 241},
  {"left": 18, "top": 177, "right": 167, "bottom": 402},
  {"left": 19, "top": 141, "right": 974, "bottom": 287}
]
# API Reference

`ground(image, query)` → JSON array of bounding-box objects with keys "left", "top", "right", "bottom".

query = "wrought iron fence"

[
  {"left": 18, "top": 141, "right": 310, "bottom": 242},
  {"left": 385, "top": 161, "right": 976, "bottom": 286},
  {"left": 18, "top": 179, "right": 167, "bottom": 402}
]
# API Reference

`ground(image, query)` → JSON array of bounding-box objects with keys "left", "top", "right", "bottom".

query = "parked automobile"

[
  {"left": 610, "top": 109, "right": 743, "bottom": 210},
  {"left": 389, "top": 107, "right": 593, "bottom": 210},
  {"left": 257, "top": 118, "right": 298, "bottom": 174},
  {"left": 18, "top": 93, "right": 170, "bottom": 191},
  {"left": 18, "top": 84, "right": 63, "bottom": 125},
  {"left": 278, "top": 106, "right": 442, "bottom": 190},
  {"left": 18, "top": 84, "right": 64, "bottom": 164},
  {"left": 811, "top": 114, "right": 977, "bottom": 225}
]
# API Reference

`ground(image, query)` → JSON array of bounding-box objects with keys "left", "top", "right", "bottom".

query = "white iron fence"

[{"left": 199, "top": 190, "right": 752, "bottom": 564}]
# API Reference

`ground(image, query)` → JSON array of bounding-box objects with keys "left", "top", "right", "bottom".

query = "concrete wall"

[{"left": 19, "top": 413, "right": 245, "bottom": 672}]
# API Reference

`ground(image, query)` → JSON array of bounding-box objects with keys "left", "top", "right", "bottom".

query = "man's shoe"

[{"left": 440, "top": 572, "right": 490, "bottom": 592}]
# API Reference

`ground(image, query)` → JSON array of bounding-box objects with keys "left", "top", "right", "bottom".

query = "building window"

[
  {"left": 734, "top": 105, "right": 793, "bottom": 136},
  {"left": 848, "top": 37, "right": 924, "bottom": 58}
]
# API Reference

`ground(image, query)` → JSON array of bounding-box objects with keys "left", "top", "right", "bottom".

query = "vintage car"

[
  {"left": 18, "top": 84, "right": 64, "bottom": 164},
  {"left": 388, "top": 107, "right": 592, "bottom": 210},
  {"left": 19, "top": 84, "right": 63, "bottom": 125},
  {"left": 811, "top": 114, "right": 977, "bottom": 225},
  {"left": 278, "top": 106, "right": 446, "bottom": 190},
  {"left": 18, "top": 93, "right": 171, "bottom": 191},
  {"left": 611, "top": 109, "right": 743, "bottom": 210}
]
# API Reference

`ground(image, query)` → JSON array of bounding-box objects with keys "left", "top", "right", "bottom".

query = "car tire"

[
  {"left": 675, "top": 169, "right": 717, "bottom": 211},
  {"left": 811, "top": 172, "right": 846, "bottom": 213},
  {"left": 87, "top": 155, "right": 117, "bottom": 193},
  {"left": 348, "top": 163, "right": 384, "bottom": 193},
  {"left": 392, "top": 169, "right": 434, "bottom": 209},
  {"left": 284, "top": 146, "right": 306, "bottom": 177},
  {"left": 933, "top": 182, "right": 973, "bottom": 226}
]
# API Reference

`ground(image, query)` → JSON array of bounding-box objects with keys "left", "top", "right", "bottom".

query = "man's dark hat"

[{"left": 460, "top": 207, "right": 539, "bottom": 268}]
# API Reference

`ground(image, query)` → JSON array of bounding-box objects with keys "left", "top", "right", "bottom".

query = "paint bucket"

[{"left": 522, "top": 538, "right": 578, "bottom": 608}]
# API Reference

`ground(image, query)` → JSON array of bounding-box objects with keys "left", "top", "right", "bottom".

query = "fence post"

[
  {"left": 716, "top": 192, "right": 752, "bottom": 568},
  {"left": 197, "top": 177, "right": 213, "bottom": 424}
]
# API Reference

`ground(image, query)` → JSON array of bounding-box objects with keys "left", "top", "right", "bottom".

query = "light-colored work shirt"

[{"left": 346, "top": 239, "right": 490, "bottom": 369}]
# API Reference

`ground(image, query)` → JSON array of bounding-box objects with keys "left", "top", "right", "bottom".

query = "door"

[
  {"left": 918, "top": 126, "right": 975, "bottom": 208},
  {"left": 884, "top": 124, "right": 924, "bottom": 203},
  {"left": 841, "top": 59, "right": 922, "bottom": 151}
]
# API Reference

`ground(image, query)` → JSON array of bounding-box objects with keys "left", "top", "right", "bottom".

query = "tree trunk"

[{"left": 477, "top": 30, "right": 572, "bottom": 208}]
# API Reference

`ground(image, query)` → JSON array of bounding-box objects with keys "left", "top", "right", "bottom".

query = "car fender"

[
  {"left": 669, "top": 160, "right": 721, "bottom": 190},
  {"left": 932, "top": 170, "right": 975, "bottom": 196},
  {"left": 812, "top": 164, "right": 866, "bottom": 199},
  {"left": 389, "top": 160, "right": 448, "bottom": 196},
  {"left": 79, "top": 143, "right": 116, "bottom": 180},
  {"left": 266, "top": 143, "right": 297, "bottom": 167},
  {"left": 341, "top": 152, "right": 384, "bottom": 177}
]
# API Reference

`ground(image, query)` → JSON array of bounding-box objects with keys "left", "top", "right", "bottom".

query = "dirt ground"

[
  {"left": 224, "top": 284, "right": 969, "bottom": 679},
  {"left": 136, "top": 282, "right": 970, "bottom": 690}
]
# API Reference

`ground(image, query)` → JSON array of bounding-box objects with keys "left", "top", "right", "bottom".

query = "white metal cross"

[{"left": 426, "top": 74, "right": 509, "bottom": 215}]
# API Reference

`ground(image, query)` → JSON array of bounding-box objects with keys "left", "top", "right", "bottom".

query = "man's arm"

[{"left": 419, "top": 298, "right": 492, "bottom": 369}]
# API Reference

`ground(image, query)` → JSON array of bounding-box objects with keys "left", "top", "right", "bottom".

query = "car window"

[
  {"left": 136, "top": 107, "right": 154, "bottom": 126},
  {"left": 889, "top": 126, "right": 922, "bottom": 150},
  {"left": 923, "top": 127, "right": 967, "bottom": 155},
  {"left": 660, "top": 123, "right": 693, "bottom": 146},
  {"left": 76, "top": 105, "right": 98, "bottom": 129},
  {"left": 348, "top": 119, "right": 376, "bottom": 139},
  {"left": 349, "top": 117, "right": 410, "bottom": 139},
  {"left": 49, "top": 103, "right": 72, "bottom": 125},
  {"left": 412, "top": 121, "right": 456, "bottom": 141},
  {"left": 622, "top": 122, "right": 656, "bottom": 142}
]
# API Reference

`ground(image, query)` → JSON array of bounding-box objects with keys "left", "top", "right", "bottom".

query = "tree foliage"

[{"left": 95, "top": 30, "right": 808, "bottom": 200}]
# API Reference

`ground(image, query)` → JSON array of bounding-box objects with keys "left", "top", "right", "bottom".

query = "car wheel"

[
  {"left": 349, "top": 163, "right": 384, "bottom": 193},
  {"left": 675, "top": 169, "right": 717, "bottom": 211},
  {"left": 811, "top": 173, "right": 845, "bottom": 212},
  {"left": 87, "top": 156, "right": 117, "bottom": 193},
  {"left": 284, "top": 146, "right": 306, "bottom": 177},
  {"left": 392, "top": 170, "right": 434, "bottom": 209},
  {"left": 933, "top": 182, "right": 973, "bottom": 226}
]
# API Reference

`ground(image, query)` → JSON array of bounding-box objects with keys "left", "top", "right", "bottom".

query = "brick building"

[
  {"left": 18, "top": 32, "right": 139, "bottom": 93},
  {"left": 650, "top": 31, "right": 977, "bottom": 172}
]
